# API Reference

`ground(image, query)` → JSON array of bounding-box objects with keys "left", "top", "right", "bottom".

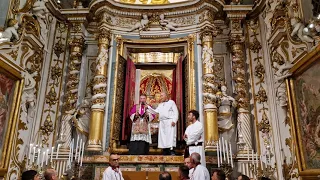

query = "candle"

[
  {"left": 252, "top": 150, "right": 254, "bottom": 165},
  {"left": 260, "top": 155, "right": 263, "bottom": 169},
  {"left": 247, "top": 148, "right": 250, "bottom": 161},
  {"left": 71, "top": 139, "right": 74, "bottom": 162},
  {"left": 78, "top": 139, "right": 83, "bottom": 163},
  {"left": 219, "top": 139, "right": 222, "bottom": 164},
  {"left": 51, "top": 147, "right": 54, "bottom": 162},
  {"left": 229, "top": 143, "right": 233, "bottom": 168},
  {"left": 225, "top": 140, "right": 229, "bottom": 164},
  {"left": 37, "top": 148, "right": 41, "bottom": 166},
  {"left": 222, "top": 137, "right": 226, "bottom": 162},
  {"left": 32, "top": 146, "right": 36, "bottom": 163},
  {"left": 56, "top": 144, "right": 61, "bottom": 159},
  {"left": 75, "top": 135, "right": 79, "bottom": 160},
  {"left": 28, "top": 144, "right": 33, "bottom": 160},
  {"left": 80, "top": 142, "right": 85, "bottom": 166},
  {"left": 256, "top": 153, "right": 258, "bottom": 167},
  {"left": 46, "top": 149, "right": 49, "bottom": 165},
  {"left": 41, "top": 151, "right": 45, "bottom": 167},
  {"left": 217, "top": 143, "right": 220, "bottom": 168}
]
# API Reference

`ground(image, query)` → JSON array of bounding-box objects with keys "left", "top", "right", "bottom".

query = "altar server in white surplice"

[
  {"left": 103, "top": 154, "right": 124, "bottom": 180},
  {"left": 184, "top": 110, "right": 206, "bottom": 166},
  {"left": 148, "top": 92, "right": 179, "bottom": 155},
  {"left": 189, "top": 153, "right": 210, "bottom": 180}
]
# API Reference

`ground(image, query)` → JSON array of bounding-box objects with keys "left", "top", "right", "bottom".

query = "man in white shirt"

[
  {"left": 103, "top": 154, "right": 124, "bottom": 180},
  {"left": 148, "top": 92, "right": 179, "bottom": 155},
  {"left": 189, "top": 153, "right": 210, "bottom": 180},
  {"left": 184, "top": 110, "right": 205, "bottom": 165}
]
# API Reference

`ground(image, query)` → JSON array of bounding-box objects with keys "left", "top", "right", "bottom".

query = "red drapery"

[
  {"left": 121, "top": 57, "right": 136, "bottom": 141},
  {"left": 171, "top": 55, "right": 184, "bottom": 140}
]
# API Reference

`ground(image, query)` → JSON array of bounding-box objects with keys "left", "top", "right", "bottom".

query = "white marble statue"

[
  {"left": 0, "top": 19, "right": 19, "bottom": 43},
  {"left": 217, "top": 85, "right": 237, "bottom": 142},
  {"left": 96, "top": 45, "right": 108, "bottom": 71},
  {"left": 159, "top": 14, "right": 178, "bottom": 31},
  {"left": 74, "top": 87, "right": 91, "bottom": 144},
  {"left": 33, "top": 0, "right": 49, "bottom": 46},
  {"left": 21, "top": 71, "right": 38, "bottom": 123},
  {"left": 290, "top": 17, "right": 314, "bottom": 43},
  {"left": 274, "top": 61, "right": 293, "bottom": 107},
  {"left": 129, "top": 14, "right": 149, "bottom": 32}
]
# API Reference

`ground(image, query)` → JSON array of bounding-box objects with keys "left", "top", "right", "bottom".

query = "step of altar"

[{"left": 81, "top": 155, "right": 218, "bottom": 180}]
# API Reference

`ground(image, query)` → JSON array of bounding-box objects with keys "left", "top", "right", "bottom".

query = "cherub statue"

[
  {"left": 290, "top": 17, "right": 314, "bottom": 43},
  {"left": 129, "top": 14, "right": 149, "bottom": 32},
  {"left": 274, "top": 61, "right": 293, "bottom": 107},
  {"left": 0, "top": 19, "right": 19, "bottom": 43},
  {"left": 159, "top": 14, "right": 178, "bottom": 31}
]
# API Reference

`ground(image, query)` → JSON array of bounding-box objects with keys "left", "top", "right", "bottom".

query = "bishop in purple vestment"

[{"left": 128, "top": 94, "right": 155, "bottom": 155}]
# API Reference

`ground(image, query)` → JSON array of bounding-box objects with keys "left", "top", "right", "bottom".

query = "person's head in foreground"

[
  {"left": 237, "top": 174, "right": 250, "bottom": 180},
  {"left": 190, "top": 152, "right": 201, "bottom": 168},
  {"left": 211, "top": 169, "right": 225, "bottom": 180},
  {"left": 184, "top": 157, "right": 192, "bottom": 169},
  {"left": 44, "top": 169, "right": 58, "bottom": 180},
  {"left": 159, "top": 171, "right": 172, "bottom": 180},
  {"left": 109, "top": 153, "right": 120, "bottom": 168},
  {"left": 188, "top": 110, "right": 199, "bottom": 123},
  {"left": 178, "top": 165, "right": 190, "bottom": 180},
  {"left": 21, "top": 170, "right": 39, "bottom": 180}
]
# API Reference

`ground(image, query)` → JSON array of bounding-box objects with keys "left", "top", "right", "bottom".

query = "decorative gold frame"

[
  {"left": 0, "top": 59, "right": 23, "bottom": 177},
  {"left": 287, "top": 44, "right": 320, "bottom": 179},
  {"left": 109, "top": 35, "right": 196, "bottom": 153}
]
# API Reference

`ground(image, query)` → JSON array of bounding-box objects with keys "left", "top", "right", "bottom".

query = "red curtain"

[
  {"left": 171, "top": 55, "right": 184, "bottom": 140},
  {"left": 122, "top": 57, "right": 136, "bottom": 141}
]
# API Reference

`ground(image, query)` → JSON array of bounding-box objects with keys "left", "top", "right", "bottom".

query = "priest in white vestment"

[
  {"left": 184, "top": 110, "right": 206, "bottom": 166},
  {"left": 189, "top": 153, "right": 210, "bottom": 180},
  {"left": 148, "top": 92, "right": 179, "bottom": 155},
  {"left": 103, "top": 154, "right": 124, "bottom": 180}
]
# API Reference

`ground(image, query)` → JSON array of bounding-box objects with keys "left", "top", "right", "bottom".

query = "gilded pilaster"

[
  {"left": 87, "top": 25, "right": 110, "bottom": 151},
  {"left": 200, "top": 27, "right": 219, "bottom": 150},
  {"left": 224, "top": 5, "right": 252, "bottom": 151}
]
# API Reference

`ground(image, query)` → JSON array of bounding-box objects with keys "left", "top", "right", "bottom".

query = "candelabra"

[{"left": 220, "top": 162, "right": 233, "bottom": 180}]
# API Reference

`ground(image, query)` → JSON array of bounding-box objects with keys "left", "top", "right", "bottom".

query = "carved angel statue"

[
  {"left": 217, "top": 84, "right": 237, "bottom": 142},
  {"left": 21, "top": 71, "right": 38, "bottom": 123},
  {"left": 129, "top": 14, "right": 149, "bottom": 32},
  {"left": 274, "top": 61, "right": 293, "bottom": 107},
  {"left": 159, "top": 14, "right": 178, "bottom": 31},
  {"left": 33, "top": 0, "right": 49, "bottom": 45},
  {"left": 201, "top": 45, "right": 215, "bottom": 71},
  {"left": 290, "top": 17, "right": 314, "bottom": 43},
  {"left": 73, "top": 87, "right": 91, "bottom": 144},
  {"left": 0, "top": 19, "right": 19, "bottom": 43}
]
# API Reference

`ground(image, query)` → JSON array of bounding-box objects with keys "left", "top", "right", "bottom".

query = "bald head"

[
  {"left": 190, "top": 152, "right": 201, "bottom": 167},
  {"left": 160, "top": 92, "right": 168, "bottom": 102},
  {"left": 44, "top": 169, "right": 57, "bottom": 180}
]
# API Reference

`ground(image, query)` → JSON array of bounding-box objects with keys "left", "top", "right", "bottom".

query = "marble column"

[
  {"left": 60, "top": 35, "right": 84, "bottom": 150},
  {"left": 200, "top": 27, "right": 219, "bottom": 150},
  {"left": 87, "top": 27, "right": 110, "bottom": 151}
]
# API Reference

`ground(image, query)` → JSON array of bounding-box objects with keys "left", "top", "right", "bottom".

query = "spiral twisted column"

[
  {"left": 224, "top": 6, "right": 252, "bottom": 151},
  {"left": 86, "top": 27, "right": 110, "bottom": 151},
  {"left": 60, "top": 37, "right": 84, "bottom": 150},
  {"left": 200, "top": 27, "right": 220, "bottom": 150}
]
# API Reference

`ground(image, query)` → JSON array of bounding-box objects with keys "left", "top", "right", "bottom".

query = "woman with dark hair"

[{"left": 21, "top": 170, "right": 39, "bottom": 180}]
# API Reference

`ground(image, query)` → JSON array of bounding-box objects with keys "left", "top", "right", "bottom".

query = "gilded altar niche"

[{"left": 109, "top": 36, "right": 195, "bottom": 154}]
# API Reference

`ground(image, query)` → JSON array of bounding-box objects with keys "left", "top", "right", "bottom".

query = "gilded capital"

[
  {"left": 98, "top": 28, "right": 111, "bottom": 45},
  {"left": 200, "top": 26, "right": 221, "bottom": 41}
]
